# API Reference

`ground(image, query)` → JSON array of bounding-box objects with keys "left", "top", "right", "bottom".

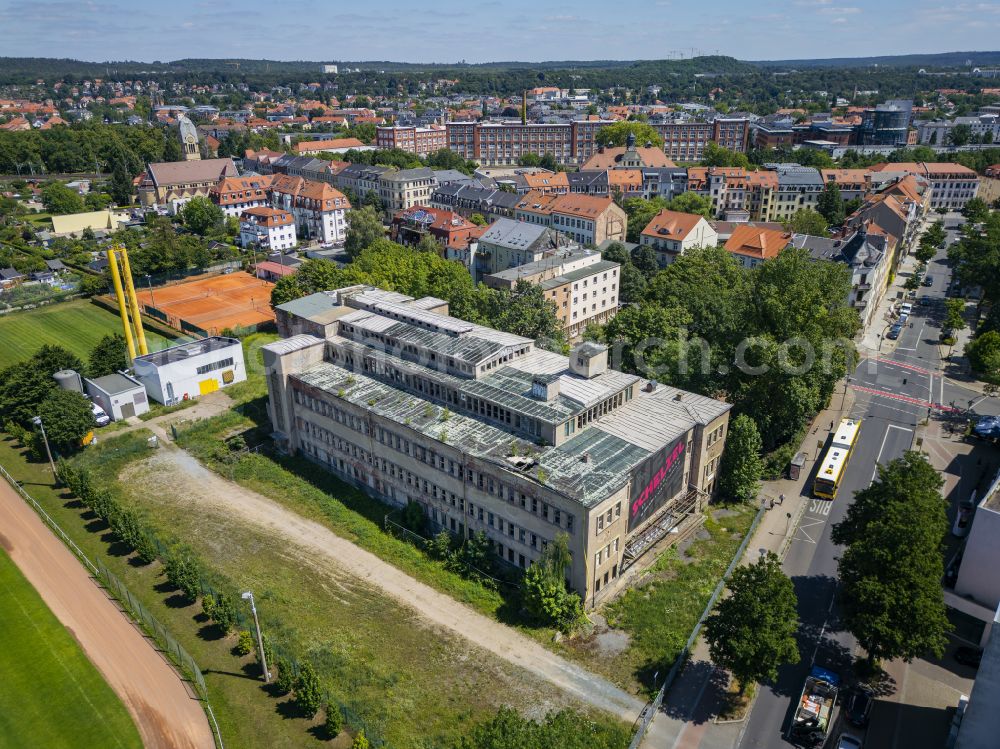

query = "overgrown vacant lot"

[
  {"left": 0, "top": 298, "right": 173, "bottom": 368},
  {"left": 0, "top": 545, "right": 142, "bottom": 749},
  {"left": 67, "top": 432, "right": 615, "bottom": 748}
]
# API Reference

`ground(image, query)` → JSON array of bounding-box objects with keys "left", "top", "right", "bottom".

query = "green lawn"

[
  {"left": 0, "top": 298, "right": 173, "bottom": 369},
  {"left": 0, "top": 546, "right": 142, "bottom": 749}
]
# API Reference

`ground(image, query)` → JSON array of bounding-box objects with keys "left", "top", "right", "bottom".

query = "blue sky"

[{"left": 0, "top": 0, "right": 997, "bottom": 63}]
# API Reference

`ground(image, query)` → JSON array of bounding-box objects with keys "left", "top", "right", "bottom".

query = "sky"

[{"left": 0, "top": 0, "right": 997, "bottom": 64}]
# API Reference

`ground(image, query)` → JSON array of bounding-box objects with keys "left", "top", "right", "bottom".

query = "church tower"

[{"left": 178, "top": 115, "right": 201, "bottom": 161}]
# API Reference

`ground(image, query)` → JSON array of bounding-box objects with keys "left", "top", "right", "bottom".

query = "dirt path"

[
  {"left": 0, "top": 479, "right": 215, "bottom": 749},
  {"left": 138, "top": 435, "right": 646, "bottom": 721}
]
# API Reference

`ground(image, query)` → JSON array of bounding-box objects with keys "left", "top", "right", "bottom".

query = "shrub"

[
  {"left": 428, "top": 530, "right": 453, "bottom": 561},
  {"left": 324, "top": 703, "right": 343, "bottom": 739},
  {"left": 295, "top": 661, "right": 322, "bottom": 718},
  {"left": 401, "top": 500, "right": 426, "bottom": 535},
  {"left": 164, "top": 549, "right": 202, "bottom": 601},
  {"left": 352, "top": 730, "right": 370, "bottom": 749},
  {"left": 202, "top": 594, "right": 217, "bottom": 620},
  {"left": 274, "top": 657, "right": 295, "bottom": 695},
  {"left": 209, "top": 592, "right": 238, "bottom": 633},
  {"left": 236, "top": 630, "right": 254, "bottom": 656}
]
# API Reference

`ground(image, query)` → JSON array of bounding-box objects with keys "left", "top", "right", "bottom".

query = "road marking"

[
  {"left": 897, "top": 321, "right": 925, "bottom": 351},
  {"left": 871, "top": 424, "right": 914, "bottom": 485},
  {"left": 872, "top": 356, "right": 933, "bottom": 376},
  {"left": 852, "top": 384, "right": 959, "bottom": 413},
  {"left": 809, "top": 499, "right": 833, "bottom": 516},
  {"left": 795, "top": 519, "right": 824, "bottom": 544}
]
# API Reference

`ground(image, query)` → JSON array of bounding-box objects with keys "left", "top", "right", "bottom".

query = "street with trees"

[{"left": 831, "top": 452, "right": 950, "bottom": 668}]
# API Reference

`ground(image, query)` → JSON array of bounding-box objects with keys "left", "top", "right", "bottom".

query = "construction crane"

[{"left": 106, "top": 245, "right": 148, "bottom": 361}]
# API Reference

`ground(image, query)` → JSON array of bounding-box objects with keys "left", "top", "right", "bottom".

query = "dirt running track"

[
  {"left": 138, "top": 436, "right": 647, "bottom": 722},
  {"left": 0, "top": 479, "right": 215, "bottom": 749}
]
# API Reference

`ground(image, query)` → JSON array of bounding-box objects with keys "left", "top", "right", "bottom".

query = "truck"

[{"left": 789, "top": 665, "right": 841, "bottom": 745}]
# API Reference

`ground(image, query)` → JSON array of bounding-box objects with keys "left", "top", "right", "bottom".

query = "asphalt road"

[{"left": 738, "top": 220, "right": 973, "bottom": 749}]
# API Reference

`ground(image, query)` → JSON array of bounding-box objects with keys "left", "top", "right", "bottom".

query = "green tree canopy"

[
  {"left": 0, "top": 344, "right": 84, "bottom": 429},
  {"left": 666, "top": 192, "right": 714, "bottom": 218},
  {"left": 36, "top": 389, "right": 95, "bottom": 453},
  {"left": 700, "top": 142, "right": 750, "bottom": 169},
  {"left": 816, "top": 182, "right": 845, "bottom": 227},
  {"left": 522, "top": 533, "right": 583, "bottom": 631},
  {"left": 594, "top": 121, "right": 663, "bottom": 149},
  {"left": 456, "top": 707, "right": 629, "bottom": 749},
  {"left": 718, "top": 414, "right": 764, "bottom": 502},
  {"left": 344, "top": 205, "right": 385, "bottom": 259},
  {"left": 180, "top": 196, "right": 225, "bottom": 236},
  {"left": 704, "top": 551, "right": 800, "bottom": 692},
  {"left": 783, "top": 208, "right": 829, "bottom": 237},
  {"left": 41, "top": 182, "right": 84, "bottom": 214},
  {"left": 832, "top": 452, "right": 950, "bottom": 666},
  {"left": 88, "top": 333, "right": 129, "bottom": 377},
  {"left": 966, "top": 330, "right": 1000, "bottom": 385}
]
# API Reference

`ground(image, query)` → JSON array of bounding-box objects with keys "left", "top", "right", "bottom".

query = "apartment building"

[
  {"left": 376, "top": 125, "right": 449, "bottom": 156},
  {"left": 263, "top": 286, "right": 730, "bottom": 605},
  {"left": 687, "top": 167, "right": 778, "bottom": 221},
  {"left": 390, "top": 205, "right": 481, "bottom": 251},
  {"left": 639, "top": 210, "right": 719, "bottom": 266},
  {"left": 378, "top": 167, "right": 438, "bottom": 213},
  {"left": 429, "top": 183, "right": 521, "bottom": 222},
  {"left": 484, "top": 249, "right": 620, "bottom": 338},
  {"left": 514, "top": 191, "right": 627, "bottom": 246},
  {"left": 723, "top": 225, "right": 791, "bottom": 268},
  {"left": 474, "top": 217, "right": 576, "bottom": 279},
  {"left": 652, "top": 118, "right": 750, "bottom": 162},
  {"left": 239, "top": 206, "right": 297, "bottom": 251},
  {"left": 820, "top": 169, "right": 872, "bottom": 204},
  {"left": 269, "top": 174, "right": 351, "bottom": 246},
  {"left": 293, "top": 137, "right": 368, "bottom": 155},
  {"left": 209, "top": 174, "right": 274, "bottom": 217},
  {"left": 868, "top": 162, "right": 980, "bottom": 211},
  {"left": 772, "top": 164, "right": 825, "bottom": 221}
]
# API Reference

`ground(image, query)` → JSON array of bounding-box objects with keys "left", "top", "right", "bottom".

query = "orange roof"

[
  {"left": 641, "top": 209, "right": 705, "bottom": 241},
  {"left": 820, "top": 168, "right": 871, "bottom": 186},
  {"left": 607, "top": 169, "right": 644, "bottom": 189},
  {"left": 294, "top": 138, "right": 366, "bottom": 153},
  {"left": 582, "top": 146, "right": 676, "bottom": 170},
  {"left": 521, "top": 172, "right": 570, "bottom": 191},
  {"left": 723, "top": 225, "right": 790, "bottom": 260},
  {"left": 549, "top": 192, "right": 619, "bottom": 219},
  {"left": 241, "top": 206, "right": 294, "bottom": 227},
  {"left": 881, "top": 174, "right": 925, "bottom": 203},
  {"left": 869, "top": 162, "right": 978, "bottom": 176},
  {"left": 270, "top": 174, "right": 351, "bottom": 209},
  {"left": 393, "top": 205, "right": 479, "bottom": 249},
  {"left": 514, "top": 191, "right": 560, "bottom": 215},
  {"left": 211, "top": 175, "right": 274, "bottom": 206}
]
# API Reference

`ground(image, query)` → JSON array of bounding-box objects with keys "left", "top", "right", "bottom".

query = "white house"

[
  {"left": 269, "top": 174, "right": 351, "bottom": 246},
  {"left": 84, "top": 372, "right": 150, "bottom": 420},
  {"left": 239, "top": 206, "right": 297, "bottom": 252},
  {"left": 639, "top": 209, "right": 718, "bottom": 266},
  {"left": 131, "top": 337, "right": 246, "bottom": 405}
]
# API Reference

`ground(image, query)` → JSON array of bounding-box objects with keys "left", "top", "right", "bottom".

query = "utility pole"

[
  {"left": 32, "top": 416, "right": 57, "bottom": 481},
  {"left": 241, "top": 591, "right": 270, "bottom": 682}
]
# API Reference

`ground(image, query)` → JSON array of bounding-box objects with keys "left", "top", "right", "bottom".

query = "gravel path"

[
  {"left": 140, "top": 434, "right": 646, "bottom": 721},
  {"left": 0, "top": 478, "right": 215, "bottom": 749}
]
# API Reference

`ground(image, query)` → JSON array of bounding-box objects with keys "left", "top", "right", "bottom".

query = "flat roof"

[
  {"left": 134, "top": 336, "right": 240, "bottom": 368},
  {"left": 87, "top": 373, "right": 143, "bottom": 395}
]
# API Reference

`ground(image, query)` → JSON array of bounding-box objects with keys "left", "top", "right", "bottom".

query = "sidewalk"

[{"left": 642, "top": 389, "right": 856, "bottom": 749}]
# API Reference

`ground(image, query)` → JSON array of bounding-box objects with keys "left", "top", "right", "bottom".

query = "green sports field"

[
  {"left": 0, "top": 547, "right": 142, "bottom": 749},
  {"left": 0, "top": 299, "right": 173, "bottom": 369}
]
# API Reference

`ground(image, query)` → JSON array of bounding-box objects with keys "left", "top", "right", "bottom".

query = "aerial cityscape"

[{"left": 1, "top": 4, "right": 1000, "bottom": 748}]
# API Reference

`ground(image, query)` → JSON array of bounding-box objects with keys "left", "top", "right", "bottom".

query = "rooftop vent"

[{"left": 645, "top": 379, "right": 658, "bottom": 392}]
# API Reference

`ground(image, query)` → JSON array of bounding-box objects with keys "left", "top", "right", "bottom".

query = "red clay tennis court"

[{"left": 137, "top": 271, "right": 276, "bottom": 336}]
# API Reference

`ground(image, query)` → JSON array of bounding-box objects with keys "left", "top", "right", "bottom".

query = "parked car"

[
  {"left": 953, "top": 491, "right": 976, "bottom": 538},
  {"left": 90, "top": 402, "right": 110, "bottom": 427},
  {"left": 954, "top": 647, "right": 983, "bottom": 667},
  {"left": 887, "top": 323, "right": 903, "bottom": 340},
  {"left": 844, "top": 688, "right": 874, "bottom": 727},
  {"left": 923, "top": 276, "right": 934, "bottom": 287},
  {"left": 899, "top": 302, "right": 913, "bottom": 316},
  {"left": 836, "top": 733, "right": 863, "bottom": 749}
]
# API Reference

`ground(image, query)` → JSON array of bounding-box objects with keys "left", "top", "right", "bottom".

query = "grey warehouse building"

[{"left": 263, "top": 286, "right": 731, "bottom": 606}]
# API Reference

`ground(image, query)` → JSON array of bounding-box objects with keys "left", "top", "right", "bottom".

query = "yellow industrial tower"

[{"left": 106, "top": 245, "right": 148, "bottom": 361}]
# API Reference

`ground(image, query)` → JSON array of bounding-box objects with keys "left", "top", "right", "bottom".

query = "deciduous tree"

[
  {"left": 88, "top": 333, "right": 129, "bottom": 377},
  {"left": 719, "top": 414, "right": 764, "bottom": 502},
  {"left": 704, "top": 551, "right": 800, "bottom": 692},
  {"left": 831, "top": 452, "right": 950, "bottom": 667}
]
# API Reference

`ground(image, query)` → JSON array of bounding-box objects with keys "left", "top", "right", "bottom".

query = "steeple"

[{"left": 178, "top": 115, "right": 201, "bottom": 161}]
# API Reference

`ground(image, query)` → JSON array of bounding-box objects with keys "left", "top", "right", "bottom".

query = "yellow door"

[{"left": 198, "top": 378, "right": 219, "bottom": 395}]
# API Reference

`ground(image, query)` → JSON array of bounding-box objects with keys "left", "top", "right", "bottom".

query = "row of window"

[{"left": 195, "top": 357, "right": 234, "bottom": 375}]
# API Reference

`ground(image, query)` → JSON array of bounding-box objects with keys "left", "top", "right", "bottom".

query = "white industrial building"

[
  {"left": 84, "top": 373, "right": 150, "bottom": 420},
  {"left": 131, "top": 337, "right": 246, "bottom": 405}
]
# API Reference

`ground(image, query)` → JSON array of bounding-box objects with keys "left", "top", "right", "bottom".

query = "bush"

[
  {"left": 428, "top": 530, "right": 453, "bottom": 561},
  {"left": 401, "top": 499, "right": 426, "bottom": 535},
  {"left": 274, "top": 657, "right": 295, "bottom": 696},
  {"left": 295, "top": 661, "right": 322, "bottom": 719},
  {"left": 209, "top": 592, "right": 238, "bottom": 633},
  {"left": 164, "top": 549, "right": 202, "bottom": 601},
  {"left": 352, "top": 730, "right": 370, "bottom": 749},
  {"left": 236, "top": 630, "right": 254, "bottom": 656},
  {"left": 324, "top": 703, "right": 343, "bottom": 739}
]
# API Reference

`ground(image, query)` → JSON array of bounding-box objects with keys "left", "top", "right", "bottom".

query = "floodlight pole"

[
  {"left": 32, "top": 416, "right": 57, "bottom": 481},
  {"left": 241, "top": 590, "right": 270, "bottom": 682}
]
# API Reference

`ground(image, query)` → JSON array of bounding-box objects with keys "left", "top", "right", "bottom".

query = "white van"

[{"left": 91, "top": 402, "right": 111, "bottom": 427}]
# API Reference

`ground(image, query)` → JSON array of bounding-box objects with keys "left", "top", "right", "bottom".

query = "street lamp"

[
  {"left": 32, "top": 415, "right": 57, "bottom": 481},
  {"left": 144, "top": 274, "right": 155, "bottom": 307},
  {"left": 241, "top": 591, "right": 271, "bottom": 682}
]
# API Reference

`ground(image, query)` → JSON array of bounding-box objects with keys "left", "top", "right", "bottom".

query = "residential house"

[
  {"left": 639, "top": 210, "right": 719, "bottom": 266},
  {"left": 429, "top": 183, "right": 520, "bottom": 222},
  {"left": 771, "top": 164, "right": 824, "bottom": 221},
  {"left": 239, "top": 207, "right": 297, "bottom": 252},
  {"left": 270, "top": 174, "right": 351, "bottom": 246},
  {"left": 820, "top": 169, "right": 872, "bottom": 205},
  {"left": 723, "top": 225, "right": 791, "bottom": 268},
  {"left": 210, "top": 175, "right": 274, "bottom": 218},
  {"left": 473, "top": 217, "right": 576, "bottom": 280},
  {"left": 868, "top": 162, "right": 980, "bottom": 211},
  {"left": 390, "top": 205, "right": 482, "bottom": 252},
  {"left": 378, "top": 167, "right": 438, "bottom": 213},
  {"left": 514, "top": 191, "right": 627, "bottom": 246}
]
